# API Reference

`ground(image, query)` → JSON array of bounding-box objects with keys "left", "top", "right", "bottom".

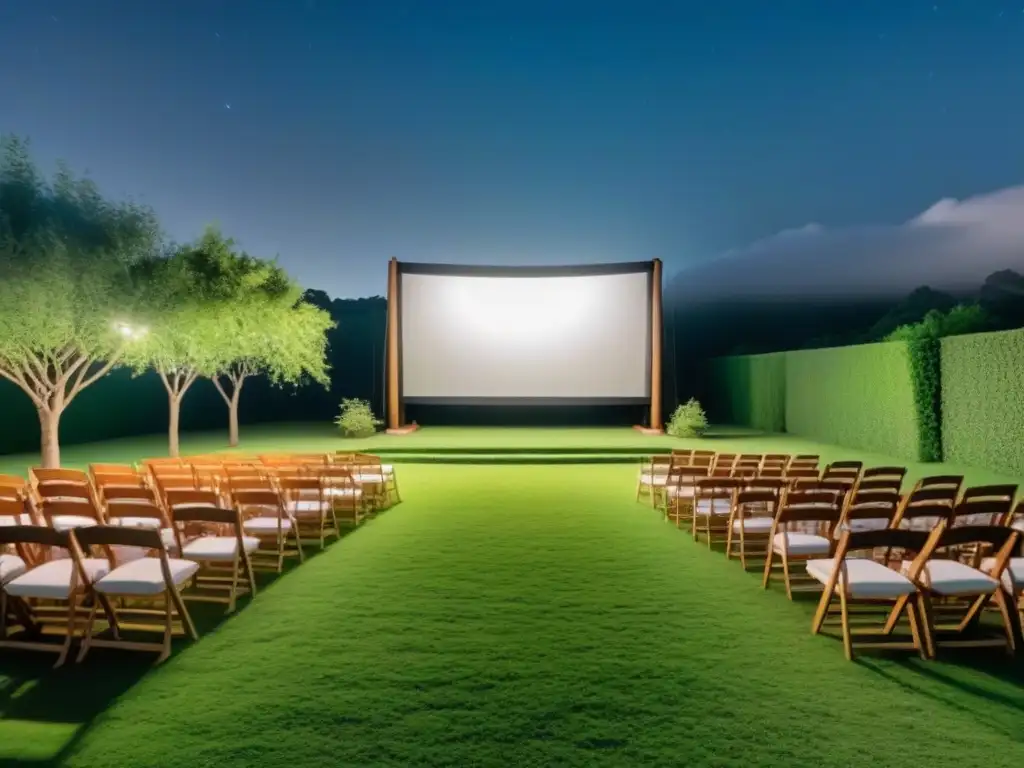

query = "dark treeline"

[{"left": 666, "top": 268, "right": 1024, "bottom": 411}]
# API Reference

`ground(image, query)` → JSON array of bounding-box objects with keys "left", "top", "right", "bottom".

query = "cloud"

[{"left": 671, "top": 185, "right": 1024, "bottom": 303}]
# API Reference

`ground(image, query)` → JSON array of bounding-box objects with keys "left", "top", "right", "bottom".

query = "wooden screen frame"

[{"left": 384, "top": 257, "right": 663, "bottom": 433}]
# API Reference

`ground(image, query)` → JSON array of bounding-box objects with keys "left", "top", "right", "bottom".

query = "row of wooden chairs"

[
  {"left": 0, "top": 452, "right": 404, "bottom": 665},
  {"left": 0, "top": 506, "right": 256, "bottom": 667},
  {"left": 639, "top": 451, "right": 1024, "bottom": 660}
]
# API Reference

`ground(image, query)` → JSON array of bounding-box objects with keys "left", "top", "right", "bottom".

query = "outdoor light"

[{"left": 114, "top": 321, "right": 148, "bottom": 340}]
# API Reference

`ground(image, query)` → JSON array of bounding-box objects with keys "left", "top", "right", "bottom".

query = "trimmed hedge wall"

[
  {"left": 708, "top": 353, "right": 786, "bottom": 432},
  {"left": 784, "top": 342, "right": 919, "bottom": 459},
  {"left": 941, "top": 328, "right": 1024, "bottom": 475}
]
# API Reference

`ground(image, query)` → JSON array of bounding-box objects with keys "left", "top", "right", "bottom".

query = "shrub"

[
  {"left": 334, "top": 398, "right": 381, "bottom": 438},
  {"left": 667, "top": 398, "right": 708, "bottom": 438}
]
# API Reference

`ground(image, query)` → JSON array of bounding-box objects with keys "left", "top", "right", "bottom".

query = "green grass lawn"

[{"left": 3, "top": 453, "right": 1024, "bottom": 765}]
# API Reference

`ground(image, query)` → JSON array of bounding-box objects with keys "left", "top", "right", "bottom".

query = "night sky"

[{"left": 2, "top": 1, "right": 1024, "bottom": 299}]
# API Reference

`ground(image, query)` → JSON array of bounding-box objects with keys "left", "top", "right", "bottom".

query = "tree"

[
  {"left": 979, "top": 269, "right": 1024, "bottom": 331},
  {"left": 0, "top": 136, "right": 161, "bottom": 467},
  {"left": 125, "top": 228, "right": 266, "bottom": 457},
  {"left": 209, "top": 292, "right": 333, "bottom": 447}
]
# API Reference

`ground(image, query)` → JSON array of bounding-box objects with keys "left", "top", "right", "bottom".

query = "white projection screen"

[{"left": 395, "top": 262, "right": 654, "bottom": 405}]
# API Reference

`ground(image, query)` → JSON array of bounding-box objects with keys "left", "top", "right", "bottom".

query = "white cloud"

[{"left": 671, "top": 185, "right": 1024, "bottom": 303}]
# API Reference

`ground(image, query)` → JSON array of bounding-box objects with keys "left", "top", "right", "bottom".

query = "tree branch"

[
  {"left": 66, "top": 348, "right": 125, "bottom": 403},
  {"left": 0, "top": 364, "right": 44, "bottom": 408},
  {"left": 211, "top": 374, "right": 232, "bottom": 406}
]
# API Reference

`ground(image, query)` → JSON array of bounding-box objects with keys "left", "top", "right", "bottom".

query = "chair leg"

[
  {"left": 75, "top": 601, "right": 101, "bottom": 664},
  {"left": 839, "top": 588, "right": 854, "bottom": 661}
]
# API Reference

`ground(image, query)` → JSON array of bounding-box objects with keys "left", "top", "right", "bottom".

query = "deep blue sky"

[{"left": 2, "top": 1, "right": 1023, "bottom": 298}]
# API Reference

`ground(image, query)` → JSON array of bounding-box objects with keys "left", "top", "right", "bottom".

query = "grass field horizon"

[{"left": 3, "top": 425, "right": 1024, "bottom": 765}]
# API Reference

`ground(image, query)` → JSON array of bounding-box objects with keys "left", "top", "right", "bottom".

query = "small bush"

[
  {"left": 667, "top": 398, "right": 708, "bottom": 438},
  {"left": 334, "top": 398, "right": 381, "bottom": 438}
]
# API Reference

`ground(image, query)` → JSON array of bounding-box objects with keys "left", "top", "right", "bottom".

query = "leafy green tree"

[
  {"left": 0, "top": 135, "right": 160, "bottom": 467},
  {"left": 209, "top": 293, "right": 333, "bottom": 447}
]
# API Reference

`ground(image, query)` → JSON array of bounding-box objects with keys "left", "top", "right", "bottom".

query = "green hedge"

[
  {"left": 708, "top": 353, "right": 786, "bottom": 432},
  {"left": 941, "top": 329, "right": 1024, "bottom": 475},
  {"left": 905, "top": 338, "right": 943, "bottom": 462}
]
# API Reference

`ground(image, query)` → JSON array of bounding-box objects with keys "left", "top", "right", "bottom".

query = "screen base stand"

[
  {"left": 386, "top": 423, "right": 421, "bottom": 436},
  {"left": 632, "top": 424, "right": 664, "bottom": 436}
]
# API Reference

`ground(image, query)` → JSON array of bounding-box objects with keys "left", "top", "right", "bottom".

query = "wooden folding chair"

[
  {"left": 763, "top": 490, "right": 842, "bottom": 599},
  {"left": 892, "top": 488, "right": 957, "bottom": 531},
  {"left": 897, "top": 525, "right": 1021, "bottom": 656},
  {"left": 860, "top": 466, "right": 907, "bottom": 486},
  {"left": 763, "top": 454, "right": 791, "bottom": 470},
  {"left": 637, "top": 454, "right": 673, "bottom": 506},
  {"left": 232, "top": 489, "right": 304, "bottom": 572},
  {"left": 279, "top": 476, "right": 338, "bottom": 549},
  {"left": 836, "top": 489, "right": 901, "bottom": 535},
  {"left": 73, "top": 525, "right": 199, "bottom": 663},
  {"left": 807, "top": 528, "right": 933, "bottom": 661},
  {"left": 785, "top": 467, "right": 820, "bottom": 484},
  {"left": 318, "top": 466, "right": 366, "bottom": 527},
  {"left": 173, "top": 505, "right": 258, "bottom": 613},
  {"left": 954, "top": 486, "right": 1018, "bottom": 524},
  {"left": 726, "top": 484, "right": 784, "bottom": 569},
  {"left": 692, "top": 477, "right": 744, "bottom": 547},
  {"left": 0, "top": 526, "right": 112, "bottom": 667},
  {"left": 664, "top": 465, "right": 709, "bottom": 529}
]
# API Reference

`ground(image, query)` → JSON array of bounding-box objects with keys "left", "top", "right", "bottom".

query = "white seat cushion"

[
  {"left": 665, "top": 485, "right": 696, "bottom": 498},
  {"left": 242, "top": 516, "right": 293, "bottom": 533},
  {"left": 910, "top": 559, "right": 999, "bottom": 596},
  {"left": 732, "top": 517, "right": 774, "bottom": 532},
  {"left": 181, "top": 535, "right": 260, "bottom": 561},
  {"left": 5, "top": 558, "right": 110, "bottom": 599},
  {"left": 806, "top": 558, "right": 917, "bottom": 599},
  {"left": 381, "top": 464, "right": 394, "bottom": 476},
  {"left": 287, "top": 500, "right": 327, "bottom": 517},
  {"left": 109, "top": 516, "right": 163, "bottom": 529},
  {"left": 639, "top": 473, "right": 668, "bottom": 487},
  {"left": 0, "top": 514, "right": 33, "bottom": 526},
  {"left": 982, "top": 556, "right": 1024, "bottom": 592},
  {"left": 352, "top": 473, "right": 384, "bottom": 484},
  {"left": 94, "top": 557, "right": 200, "bottom": 595},
  {"left": 773, "top": 532, "right": 831, "bottom": 556},
  {"left": 50, "top": 515, "right": 98, "bottom": 532},
  {"left": 0, "top": 554, "right": 27, "bottom": 584},
  {"left": 324, "top": 487, "right": 362, "bottom": 499},
  {"left": 693, "top": 499, "right": 731, "bottom": 516}
]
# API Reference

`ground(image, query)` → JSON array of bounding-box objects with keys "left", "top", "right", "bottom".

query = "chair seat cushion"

[
  {"left": 1012, "top": 521, "right": 1024, "bottom": 534},
  {"left": 49, "top": 515, "right": 99, "bottom": 532},
  {"left": 243, "top": 516, "right": 293, "bottom": 533},
  {"left": 639, "top": 473, "right": 668, "bottom": 487},
  {"left": 95, "top": 557, "right": 200, "bottom": 595},
  {"left": 907, "top": 559, "right": 998, "bottom": 596},
  {"left": 665, "top": 485, "right": 696, "bottom": 498},
  {"left": 5, "top": 558, "right": 110, "bottom": 599},
  {"left": 381, "top": 464, "right": 394, "bottom": 475},
  {"left": 325, "top": 487, "right": 362, "bottom": 499},
  {"left": 772, "top": 532, "right": 831, "bottom": 556},
  {"left": 693, "top": 499, "right": 731, "bottom": 516},
  {"left": 981, "top": 556, "right": 1024, "bottom": 592},
  {"left": 0, "top": 514, "right": 34, "bottom": 526},
  {"left": 287, "top": 500, "right": 328, "bottom": 517},
  {"left": 352, "top": 473, "right": 385, "bottom": 485},
  {"left": 109, "top": 516, "right": 164, "bottom": 529},
  {"left": 806, "top": 558, "right": 917, "bottom": 599},
  {"left": 181, "top": 535, "right": 260, "bottom": 561},
  {"left": 0, "top": 554, "right": 27, "bottom": 585},
  {"left": 732, "top": 517, "right": 774, "bottom": 532}
]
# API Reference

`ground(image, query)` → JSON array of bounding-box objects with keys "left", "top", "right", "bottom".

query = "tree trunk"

[
  {"left": 229, "top": 389, "right": 241, "bottom": 447},
  {"left": 38, "top": 407, "right": 62, "bottom": 468},
  {"left": 168, "top": 394, "right": 182, "bottom": 458}
]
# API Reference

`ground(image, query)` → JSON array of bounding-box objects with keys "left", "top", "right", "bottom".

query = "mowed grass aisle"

[{"left": 7, "top": 464, "right": 1024, "bottom": 766}]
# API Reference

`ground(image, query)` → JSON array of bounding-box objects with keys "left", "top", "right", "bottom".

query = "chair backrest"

[
  {"left": 278, "top": 476, "right": 323, "bottom": 493},
  {"left": 712, "top": 454, "right": 737, "bottom": 470},
  {"left": 891, "top": 500, "right": 953, "bottom": 531},
  {"left": 39, "top": 498, "right": 103, "bottom": 525},
  {"left": 834, "top": 528, "right": 931, "bottom": 562},
  {"left": 785, "top": 467, "right": 820, "bottom": 483},
  {"left": 0, "top": 474, "right": 28, "bottom": 499},
  {"left": 862, "top": 466, "right": 907, "bottom": 482},
  {"left": 949, "top": 498, "right": 1014, "bottom": 528},
  {"left": 165, "top": 488, "right": 221, "bottom": 511},
  {"left": 0, "top": 524, "right": 71, "bottom": 562},
  {"left": 0, "top": 497, "right": 32, "bottom": 522},
  {"left": 231, "top": 488, "right": 282, "bottom": 511},
  {"left": 31, "top": 468, "right": 89, "bottom": 486},
  {"left": 104, "top": 499, "right": 169, "bottom": 526},
  {"left": 102, "top": 485, "right": 158, "bottom": 503},
  {"left": 854, "top": 478, "right": 903, "bottom": 493},
  {"left": 915, "top": 475, "right": 964, "bottom": 493},
  {"left": 746, "top": 477, "right": 787, "bottom": 494},
  {"left": 170, "top": 504, "right": 244, "bottom": 547},
  {"left": 842, "top": 490, "right": 901, "bottom": 526},
  {"left": 912, "top": 525, "right": 1021, "bottom": 576},
  {"left": 960, "top": 484, "right": 1018, "bottom": 505},
  {"left": 778, "top": 490, "right": 842, "bottom": 521},
  {"left": 36, "top": 482, "right": 94, "bottom": 502},
  {"left": 695, "top": 477, "right": 745, "bottom": 498},
  {"left": 735, "top": 489, "right": 781, "bottom": 515},
  {"left": 72, "top": 524, "right": 169, "bottom": 568}
]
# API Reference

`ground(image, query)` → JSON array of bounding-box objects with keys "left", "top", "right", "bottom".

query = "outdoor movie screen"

[{"left": 397, "top": 262, "right": 652, "bottom": 405}]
